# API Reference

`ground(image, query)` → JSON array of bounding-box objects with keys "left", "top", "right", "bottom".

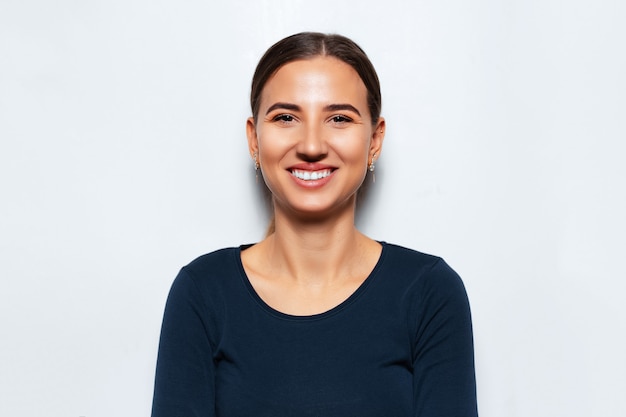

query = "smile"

[{"left": 290, "top": 169, "right": 333, "bottom": 181}]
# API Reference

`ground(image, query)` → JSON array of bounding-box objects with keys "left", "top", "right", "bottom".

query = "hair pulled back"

[{"left": 250, "top": 32, "right": 382, "bottom": 126}]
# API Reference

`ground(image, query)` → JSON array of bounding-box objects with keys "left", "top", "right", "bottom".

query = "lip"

[
  {"left": 286, "top": 163, "right": 337, "bottom": 188},
  {"left": 287, "top": 162, "right": 336, "bottom": 171}
]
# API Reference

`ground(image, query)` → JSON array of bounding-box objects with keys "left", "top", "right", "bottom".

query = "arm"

[
  {"left": 151, "top": 269, "right": 216, "bottom": 417},
  {"left": 411, "top": 260, "right": 478, "bottom": 417}
]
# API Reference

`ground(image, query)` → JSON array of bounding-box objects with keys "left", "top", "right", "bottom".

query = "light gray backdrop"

[{"left": 1, "top": 1, "right": 624, "bottom": 416}]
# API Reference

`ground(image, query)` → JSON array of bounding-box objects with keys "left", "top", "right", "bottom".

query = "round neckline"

[{"left": 234, "top": 241, "right": 388, "bottom": 321}]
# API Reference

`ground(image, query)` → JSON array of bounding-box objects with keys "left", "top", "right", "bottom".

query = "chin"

[{"left": 281, "top": 196, "right": 357, "bottom": 220}]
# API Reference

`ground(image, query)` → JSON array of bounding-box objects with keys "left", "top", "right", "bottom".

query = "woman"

[{"left": 152, "top": 32, "right": 477, "bottom": 416}]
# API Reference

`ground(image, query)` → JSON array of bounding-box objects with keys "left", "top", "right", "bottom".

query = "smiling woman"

[
  {"left": 247, "top": 56, "right": 383, "bottom": 222},
  {"left": 151, "top": 32, "right": 478, "bottom": 417}
]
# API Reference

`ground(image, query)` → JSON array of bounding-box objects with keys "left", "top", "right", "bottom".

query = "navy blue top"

[{"left": 152, "top": 242, "right": 477, "bottom": 416}]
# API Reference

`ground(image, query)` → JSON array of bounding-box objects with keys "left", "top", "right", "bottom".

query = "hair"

[
  {"left": 249, "top": 32, "right": 382, "bottom": 236},
  {"left": 250, "top": 32, "right": 382, "bottom": 126}
]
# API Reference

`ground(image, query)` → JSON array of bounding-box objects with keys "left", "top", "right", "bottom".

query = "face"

[{"left": 247, "top": 56, "right": 385, "bottom": 220}]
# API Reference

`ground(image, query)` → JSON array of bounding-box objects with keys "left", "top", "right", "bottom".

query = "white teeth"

[{"left": 291, "top": 169, "right": 332, "bottom": 181}]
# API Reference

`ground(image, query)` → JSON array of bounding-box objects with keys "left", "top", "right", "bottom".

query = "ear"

[
  {"left": 369, "top": 117, "right": 385, "bottom": 162},
  {"left": 246, "top": 117, "right": 259, "bottom": 158}
]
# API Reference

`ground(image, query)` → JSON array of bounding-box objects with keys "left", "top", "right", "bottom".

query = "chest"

[{"left": 212, "top": 307, "right": 414, "bottom": 416}]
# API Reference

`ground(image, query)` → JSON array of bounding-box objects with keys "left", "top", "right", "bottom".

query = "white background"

[{"left": 1, "top": 1, "right": 625, "bottom": 416}]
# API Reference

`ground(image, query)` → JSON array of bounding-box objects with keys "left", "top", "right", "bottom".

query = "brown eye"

[
  {"left": 331, "top": 115, "right": 352, "bottom": 123},
  {"left": 273, "top": 114, "right": 295, "bottom": 123}
]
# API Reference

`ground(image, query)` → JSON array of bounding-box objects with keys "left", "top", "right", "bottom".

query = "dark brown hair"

[{"left": 250, "top": 32, "right": 382, "bottom": 126}]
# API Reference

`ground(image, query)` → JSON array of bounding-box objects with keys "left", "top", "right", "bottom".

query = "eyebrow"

[
  {"left": 325, "top": 104, "right": 361, "bottom": 116},
  {"left": 265, "top": 102, "right": 361, "bottom": 116},
  {"left": 265, "top": 102, "right": 300, "bottom": 115}
]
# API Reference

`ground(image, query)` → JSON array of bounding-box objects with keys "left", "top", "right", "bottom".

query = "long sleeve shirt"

[{"left": 152, "top": 242, "right": 478, "bottom": 416}]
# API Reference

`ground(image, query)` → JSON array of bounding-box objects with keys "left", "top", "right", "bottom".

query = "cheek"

[
  {"left": 332, "top": 133, "right": 371, "bottom": 162},
  {"left": 256, "top": 129, "right": 293, "bottom": 162}
]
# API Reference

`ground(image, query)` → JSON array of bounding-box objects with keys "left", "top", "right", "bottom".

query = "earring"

[
  {"left": 253, "top": 152, "right": 260, "bottom": 170},
  {"left": 368, "top": 153, "right": 377, "bottom": 183},
  {"left": 253, "top": 152, "right": 260, "bottom": 182},
  {"left": 368, "top": 152, "right": 377, "bottom": 172}
]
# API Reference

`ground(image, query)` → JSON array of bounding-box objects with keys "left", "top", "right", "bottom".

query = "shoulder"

[
  {"left": 381, "top": 242, "right": 441, "bottom": 267},
  {"left": 183, "top": 246, "right": 241, "bottom": 278},
  {"left": 380, "top": 244, "right": 473, "bottom": 343},
  {"left": 168, "top": 246, "right": 245, "bottom": 298},
  {"left": 381, "top": 242, "right": 456, "bottom": 279},
  {"left": 379, "top": 242, "right": 467, "bottom": 298},
  {"left": 163, "top": 246, "right": 247, "bottom": 319}
]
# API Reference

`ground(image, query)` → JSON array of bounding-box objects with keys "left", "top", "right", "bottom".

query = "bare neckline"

[{"left": 235, "top": 242, "right": 387, "bottom": 321}]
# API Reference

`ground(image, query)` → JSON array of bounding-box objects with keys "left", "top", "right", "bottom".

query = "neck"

[{"left": 263, "top": 204, "right": 369, "bottom": 285}]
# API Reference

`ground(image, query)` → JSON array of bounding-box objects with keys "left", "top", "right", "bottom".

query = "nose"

[{"left": 295, "top": 123, "right": 328, "bottom": 161}]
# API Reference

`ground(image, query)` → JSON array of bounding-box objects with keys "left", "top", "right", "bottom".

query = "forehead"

[{"left": 260, "top": 56, "right": 368, "bottom": 106}]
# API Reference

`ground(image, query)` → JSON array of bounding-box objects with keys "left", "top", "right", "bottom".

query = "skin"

[{"left": 243, "top": 56, "right": 385, "bottom": 315}]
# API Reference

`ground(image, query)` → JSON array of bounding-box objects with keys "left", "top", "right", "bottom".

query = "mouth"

[{"left": 290, "top": 168, "right": 334, "bottom": 181}]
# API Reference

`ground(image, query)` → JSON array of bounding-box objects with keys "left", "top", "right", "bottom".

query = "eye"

[
  {"left": 330, "top": 115, "right": 353, "bottom": 124},
  {"left": 272, "top": 114, "right": 296, "bottom": 123}
]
